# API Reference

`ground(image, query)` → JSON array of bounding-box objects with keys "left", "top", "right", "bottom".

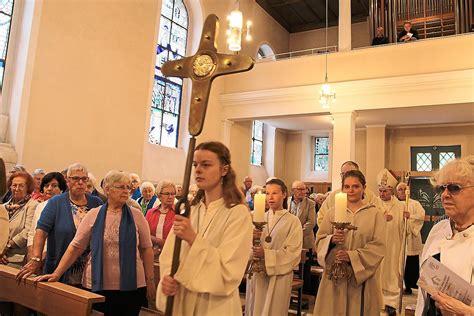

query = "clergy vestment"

[
  {"left": 314, "top": 204, "right": 386, "bottom": 316},
  {"left": 156, "top": 198, "right": 253, "bottom": 315},
  {"left": 415, "top": 220, "right": 474, "bottom": 315},
  {"left": 379, "top": 196, "right": 405, "bottom": 309},
  {"left": 317, "top": 188, "right": 383, "bottom": 226},
  {"left": 245, "top": 209, "right": 303, "bottom": 316},
  {"left": 404, "top": 198, "right": 425, "bottom": 290}
]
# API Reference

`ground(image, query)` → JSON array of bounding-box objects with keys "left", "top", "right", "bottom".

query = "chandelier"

[
  {"left": 319, "top": 0, "right": 336, "bottom": 109},
  {"left": 226, "top": 1, "right": 252, "bottom": 52}
]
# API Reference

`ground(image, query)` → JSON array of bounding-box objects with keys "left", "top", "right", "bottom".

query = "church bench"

[{"left": 0, "top": 265, "right": 104, "bottom": 316}]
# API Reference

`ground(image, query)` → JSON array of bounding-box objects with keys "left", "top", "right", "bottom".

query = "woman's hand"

[
  {"left": 33, "top": 272, "right": 60, "bottom": 283},
  {"left": 16, "top": 259, "right": 42, "bottom": 283},
  {"left": 146, "top": 281, "right": 156, "bottom": 302},
  {"left": 432, "top": 291, "right": 474, "bottom": 315},
  {"left": 332, "top": 229, "right": 346, "bottom": 244},
  {"left": 335, "top": 250, "right": 351, "bottom": 262},
  {"left": 161, "top": 275, "right": 179, "bottom": 296},
  {"left": 252, "top": 246, "right": 264, "bottom": 258},
  {"left": 173, "top": 215, "right": 197, "bottom": 245}
]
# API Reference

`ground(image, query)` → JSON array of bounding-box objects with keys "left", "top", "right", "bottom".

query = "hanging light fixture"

[
  {"left": 226, "top": 0, "right": 252, "bottom": 52},
  {"left": 319, "top": 0, "right": 336, "bottom": 109}
]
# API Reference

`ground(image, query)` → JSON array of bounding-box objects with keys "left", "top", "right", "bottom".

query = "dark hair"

[
  {"left": 40, "top": 172, "right": 67, "bottom": 193},
  {"left": 341, "top": 160, "right": 359, "bottom": 170},
  {"left": 342, "top": 170, "right": 366, "bottom": 187},
  {"left": 265, "top": 178, "right": 289, "bottom": 209},
  {"left": 191, "top": 142, "right": 244, "bottom": 208},
  {"left": 8, "top": 171, "right": 35, "bottom": 194}
]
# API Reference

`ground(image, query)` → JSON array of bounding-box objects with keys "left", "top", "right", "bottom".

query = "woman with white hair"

[
  {"left": 415, "top": 156, "right": 474, "bottom": 315},
  {"left": 35, "top": 170, "right": 155, "bottom": 316},
  {"left": 137, "top": 182, "right": 159, "bottom": 216},
  {"left": 145, "top": 180, "right": 176, "bottom": 251}
]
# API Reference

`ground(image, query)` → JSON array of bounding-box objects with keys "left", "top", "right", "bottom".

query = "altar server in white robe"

[
  {"left": 377, "top": 168, "right": 404, "bottom": 316},
  {"left": 156, "top": 142, "right": 253, "bottom": 315},
  {"left": 245, "top": 178, "right": 302, "bottom": 316},
  {"left": 396, "top": 182, "right": 425, "bottom": 294},
  {"left": 314, "top": 170, "right": 386, "bottom": 316},
  {"left": 317, "top": 160, "right": 382, "bottom": 226},
  {"left": 416, "top": 156, "right": 474, "bottom": 316}
]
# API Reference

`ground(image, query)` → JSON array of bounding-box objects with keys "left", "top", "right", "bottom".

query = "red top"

[{"left": 145, "top": 205, "right": 175, "bottom": 241}]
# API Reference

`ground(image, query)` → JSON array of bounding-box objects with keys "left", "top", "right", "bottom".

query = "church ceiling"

[{"left": 256, "top": 0, "right": 370, "bottom": 33}]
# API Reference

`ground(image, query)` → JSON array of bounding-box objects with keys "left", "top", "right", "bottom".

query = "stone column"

[
  {"left": 366, "top": 125, "right": 386, "bottom": 192},
  {"left": 221, "top": 119, "right": 234, "bottom": 147},
  {"left": 338, "top": 0, "right": 352, "bottom": 52},
  {"left": 331, "top": 111, "right": 357, "bottom": 187}
]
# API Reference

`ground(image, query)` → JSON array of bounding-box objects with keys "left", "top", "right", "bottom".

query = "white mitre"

[{"left": 377, "top": 168, "right": 398, "bottom": 189}]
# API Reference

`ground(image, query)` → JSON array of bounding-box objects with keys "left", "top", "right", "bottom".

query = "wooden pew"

[{"left": 0, "top": 265, "right": 104, "bottom": 316}]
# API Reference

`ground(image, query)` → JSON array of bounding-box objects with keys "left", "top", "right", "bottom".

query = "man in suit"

[{"left": 288, "top": 180, "right": 316, "bottom": 294}]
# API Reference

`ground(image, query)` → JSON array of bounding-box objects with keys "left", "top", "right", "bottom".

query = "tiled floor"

[{"left": 290, "top": 289, "right": 419, "bottom": 315}]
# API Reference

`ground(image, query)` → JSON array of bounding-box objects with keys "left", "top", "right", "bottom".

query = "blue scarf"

[{"left": 91, "top": 203, "right": 137, "bottom": 292}]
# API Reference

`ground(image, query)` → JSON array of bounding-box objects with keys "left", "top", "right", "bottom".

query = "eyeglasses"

[
  {"left": 293, "top": 188, "right": 306, "bottom": 191},
  {"left": 160, "top": 192, "right": 176, "bottom": 196},
  {"left": 11, "top": 183, "right": 26, "bottom": 190},
  {"left": 435, "top": 183, "right": 474, "bottom": 195},
  {"left": 113, "top": 185, "right": 131, "bottom": 191},
  {"left": 68, "top": 176, "right": 89, "bottom": 183}
]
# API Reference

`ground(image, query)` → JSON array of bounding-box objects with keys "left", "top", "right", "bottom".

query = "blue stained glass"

[
  {"left": 150, "top": 0, "right": 187, "bottom": 147},
  {"left": 0, "top": 0, "right": 13, "bottom": 88}
]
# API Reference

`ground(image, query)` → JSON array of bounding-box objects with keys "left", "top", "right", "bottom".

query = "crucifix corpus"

[{"left": 160, "top": 14, "right": 255, "bottom": 315}]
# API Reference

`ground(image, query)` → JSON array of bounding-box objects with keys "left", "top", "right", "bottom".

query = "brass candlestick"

[
  {"left": 247, "top": 221, "right": 266, "bottom": 279},
  {"left": 328, "top": 221, "right": 358, "bottom": 282}
]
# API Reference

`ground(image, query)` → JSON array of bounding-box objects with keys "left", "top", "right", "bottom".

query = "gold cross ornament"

[{"left": 161, "top": 14, "right": 255, "bottom": 136}]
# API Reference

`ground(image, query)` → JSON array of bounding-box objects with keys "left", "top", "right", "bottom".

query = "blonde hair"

[
  {"left": 156, "top": 180, "right": 176, "bottom": 195},
  {"left": 103, "top": 170, "right": 131, "bottom": 189},
  {"left": 67, "top": 163, "right": 88, "bottom": 176}
]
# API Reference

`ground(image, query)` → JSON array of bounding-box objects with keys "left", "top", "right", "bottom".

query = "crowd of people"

[{"left": 0, "top": 142, "right": 472, "bottom": 316}]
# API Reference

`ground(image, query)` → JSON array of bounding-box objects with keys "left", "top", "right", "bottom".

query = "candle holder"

[
  {"left": 328, "top": 221, "right": 358, "bottom": 282},
  {"left": 247, "top": 221, "right": 266, "bottom": 279}
]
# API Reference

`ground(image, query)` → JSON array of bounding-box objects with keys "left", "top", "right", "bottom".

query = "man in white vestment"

[
  {"left": 317, "top": 161, "right": 382, "bottom": 226},
  {"left": 396, "top": 182, "right": 425, "bottom": 294},
  {"left": 377, "top": 168, "right": 405, "bottom": 316}
]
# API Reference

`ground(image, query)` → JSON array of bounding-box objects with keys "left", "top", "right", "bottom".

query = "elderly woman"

[
  {"left": 0, "top": 171, "right": 38, "bottom": 266},
  {"left": 26, "top": 172, "right": 67, "bottom": 264},
  {"left": 16, "top": 163, "right": 103, "bottom": 285},
  {"left": 415, "top": 156, "right": 474, "bottom": 315},
  {"left": 35, "top": 170, "right": 155, "bottom": 316},
  {"left": 31, "top": 168, "right": 46, "bottom": 201},
  {"left": 137, "top": 182, "right": 159, "bottom": 215},
  {"left": 145, "top": 180, "right": 176, "bottom": 251}
]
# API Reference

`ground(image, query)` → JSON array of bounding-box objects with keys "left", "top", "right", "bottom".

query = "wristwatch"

[{"left": 30, "top": 257, "right": 41, "bottom": 262}]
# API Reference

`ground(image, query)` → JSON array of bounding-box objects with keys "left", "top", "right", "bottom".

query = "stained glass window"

[
  {"left": 251, "top": 121, "right": 264, "bottom": 166},
  {"left": 0, "top": 0, "right": 14, "bottom": 88},
  {"left": 416, "top": 153, "right": 432, "bottom": 171},
  {"left": 314, "top": 137, "right": 329, "bottom": 171},
  {"left": 411, "top": 146, "right": 461, "bottom": 171},
  {"left": 149, "top": 0, "right": 188, "bottom": 147}
]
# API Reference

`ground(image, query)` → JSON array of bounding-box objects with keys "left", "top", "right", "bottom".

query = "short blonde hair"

[
  {"left": 432, "top": 155, "right": 474, "bottom": 186},
  {"left": 67, "top": 163, "right": 88, "bottom": 176},
  {"left": 140, "top": 181, "right": 155, "bottom": 194},
  {"left": 156, "top": 180, "right": 176, "bottom": 195},
  {"left": 103, "top": 170, "right": 131, "bottom": 189}
]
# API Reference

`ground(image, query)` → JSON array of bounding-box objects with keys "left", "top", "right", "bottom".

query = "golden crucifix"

[{"left": 161, "top": 14, "right": 254, "bottom": 315}]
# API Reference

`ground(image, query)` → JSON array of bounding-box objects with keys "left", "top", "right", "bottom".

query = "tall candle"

[
  {"left": 334, "top": 192, "right": 348, "bottom": 222},
  {"left": 253, "top": 192, "right": 266, "bottom": 222}
]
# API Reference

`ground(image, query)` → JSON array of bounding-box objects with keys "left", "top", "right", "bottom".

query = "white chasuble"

[
  {"left": 405, "top": 198, "right": 425, "bottom": 256},
  {"left": 156, "top": 198, "right": 253, "bottom": 316},
  {"left": 380, "top": 196, "right": 405, "bottom": 308},
  {"left": 245, "top": 209, "right": 303, "bottom": 316},
  {"left": 314, "top": 204, "right": 386, "bottom": 316}
]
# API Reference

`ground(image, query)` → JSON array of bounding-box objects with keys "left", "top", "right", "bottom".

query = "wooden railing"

[{"left": 0, "top": 265, "right": 104, "bottom": 316}]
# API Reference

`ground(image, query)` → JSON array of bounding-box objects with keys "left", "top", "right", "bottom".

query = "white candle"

[
  {"left": 334, "top": 192, "right": 348, "bottom": 222},
  {"left": 253, "top": 192, "right": 266, "bottom": 222}
]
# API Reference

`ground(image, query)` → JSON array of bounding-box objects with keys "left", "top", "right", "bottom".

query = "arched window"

[
  {"left": 256, "top": 44, "right": 274, "bottom": 60},
  {"left": 149, "top": 0, "right": 188, "bottom": 147},
  {"left": 0, "top": 0, "right": 14, "bottom": 88},
  {"left": 251, "top": 120, "right": 264, "bottom": 166}
]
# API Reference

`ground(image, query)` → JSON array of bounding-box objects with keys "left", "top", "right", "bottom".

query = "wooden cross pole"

[{"left": 160, "top": 14, "right": 254, "bottom": 315}]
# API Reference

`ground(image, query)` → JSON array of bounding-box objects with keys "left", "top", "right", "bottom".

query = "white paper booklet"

[{"left": 417, "top": 256, "right": 474, "bottom": 306}]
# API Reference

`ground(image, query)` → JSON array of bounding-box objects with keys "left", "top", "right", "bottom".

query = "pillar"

[{"left": 331, "top": 111, "right": 357, "bottom": 187}]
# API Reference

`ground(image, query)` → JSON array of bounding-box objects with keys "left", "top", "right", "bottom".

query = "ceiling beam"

[
  {"left": 303, "top": 0, "right": 322, "bottom": 22},
  {"left": 256, "top": 0, "right": 291, "bottom": 31},
  {"left": 272, "top": 0, "right": 305, "bottom": 8}
]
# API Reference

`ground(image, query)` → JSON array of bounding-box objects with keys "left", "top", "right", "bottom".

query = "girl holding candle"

[
  {"left": 156, "top": 142, "right": 253, "bottom": 315},
  {"left": 245, "top": 178, "right": 303, "bottom": 316},
  {"left": 314, "top": 170, "right": 386, "bottom": 316}
]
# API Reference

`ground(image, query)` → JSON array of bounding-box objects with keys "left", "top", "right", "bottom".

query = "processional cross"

[{"left": 161, "top": 14, "right": 254, "bottom": 315}]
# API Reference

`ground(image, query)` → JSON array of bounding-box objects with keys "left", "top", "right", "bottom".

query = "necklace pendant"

[{"left": 265, "top": 236, "right": 272, "bottom": 243}]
